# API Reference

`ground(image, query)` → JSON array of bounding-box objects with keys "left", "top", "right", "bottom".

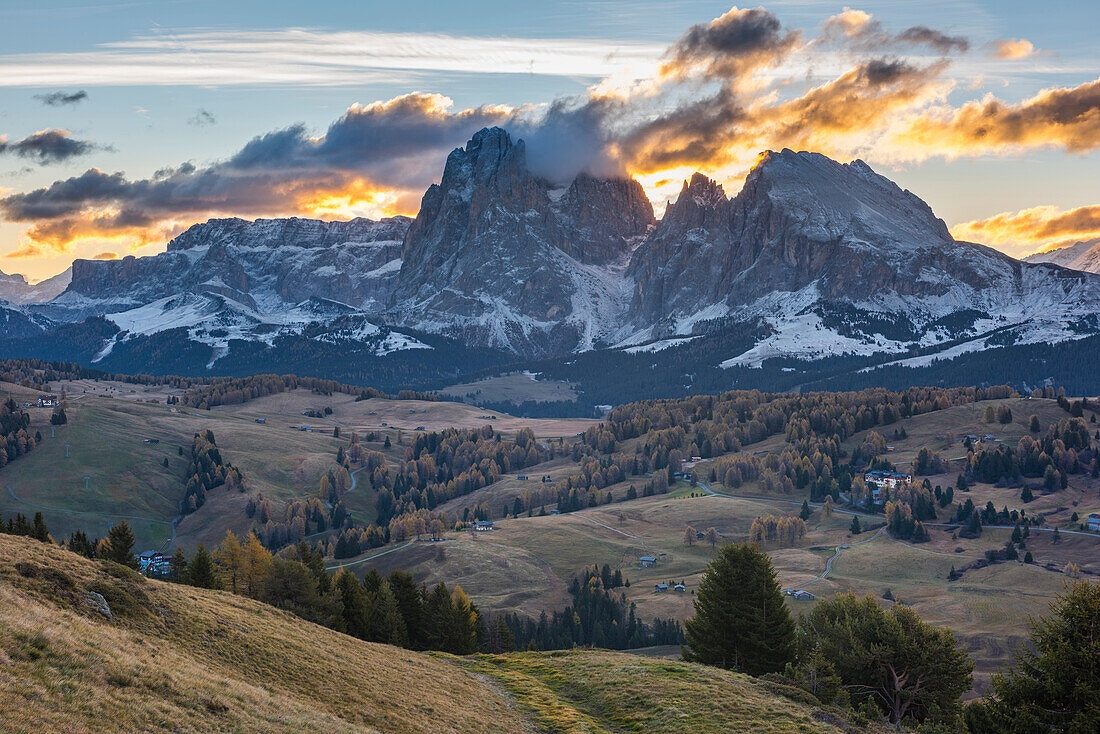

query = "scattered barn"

[
  {"left": 1087, "top": 513, "right": 1100, "bottom": 531},
  {"left": 640, "top": 556, "right": 657, "bottom": 568},
  {"left": 473, "top": 520, "right": 495, "bottom": 532}
]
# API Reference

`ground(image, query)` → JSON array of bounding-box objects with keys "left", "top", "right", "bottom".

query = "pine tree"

[
  {"left": 104, "top": 521, "right": 137, "bottom": 568},
  {"left": 31, "top": 511, "right": 50, "bottom": 543},
  {"left": 1020, "top": 484, "right": 1034, "bottom": 503},
  {"left": 849, "top": 516, "right": 862, "bottom": 535},
  {"left": 980, "top": 581, "right": 1100, "bottom": 731},
  {"left": 374, "top": 580, "right": 409, "bottom": 647},
  {"left": 799, "top": 499, "right": 811, "bottom": 521},
  {"left": 387, "top": 570, "right": 423, "bottom": 648},
  {"left": 421, "top": 582, "right": 457, "bottom": 652},
  {"left": 448, "top": 585, "right": 480, "bottom": 654},
  {"left": 335, "top": 570, "right": 370, "bottom": 638},
  {"left": 683, "top": 543, "right": 794, "bottom": 675},
  {"left": 187, "top": 544, "right": 218, "bottom": 588}
]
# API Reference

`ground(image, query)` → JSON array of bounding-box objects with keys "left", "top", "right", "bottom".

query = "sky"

[{"left": 0, "top": 0, "right": 1097, "bottom": 282}]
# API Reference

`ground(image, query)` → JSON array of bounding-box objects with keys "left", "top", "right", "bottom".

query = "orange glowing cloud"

[
  {"left": 993, "top": 38, "right": 1035, "bottom": 59},
  {"left": 897, "top": 78, "right": 1100, "bottom": 156},
  {"left": 951, "top": 204, "right": 1100, "bottom": 256},
  {"left": 297, "top": 178, "right": 418, "bottom": 220}
]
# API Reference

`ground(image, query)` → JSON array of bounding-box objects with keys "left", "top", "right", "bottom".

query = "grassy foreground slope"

[{"left": 0, "top": 534, "right": 865, "bottom": 734}]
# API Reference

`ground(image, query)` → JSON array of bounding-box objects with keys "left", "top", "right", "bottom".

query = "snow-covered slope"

[
  {"left": 0, "top": 267, "right": 71, "bottom": 304},
  {"left": 99, "top": 292, "right": 429, "bottom": 368},
  {"left": 48, "top": 216, "right": 410, "bottom": 321},
  {"left": 622, "top": 149, "right": 1100, "bottom": 366},
  {"left": 1025, "top": 239, "right": 1100, "bottom": 273}
]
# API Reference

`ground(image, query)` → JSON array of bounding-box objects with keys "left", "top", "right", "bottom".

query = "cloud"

[
  {"left": 951, "top": 204, "right": 1100, "bottom": 256},
  {"left": 92, "top": 251, "right": 118, "bottom": 260},
  {"left": 2, "top": 243, "right": 44, "bottom": 259},
  {"left": 34, "top": 90, "right": 87, "bottom": 106},
  {"left": 0, "top": 29, "right": 666, "bottom": 87},
  {"left": 659, "top": 6, "right": 801, "bottom": 83},
  {"left": 992, "top": 38, "right": 1035, "bottom": 59},
  {"left": 897, "top": 78, "right": 1100, "bottom": 156},
  {"left": 0, "top": 7, "right": 1089, "bottom": 257},
  {"left": 895, "top": 26, "right": 969, "bottom": 55},
  {"left": 0, "top": 129, "right": 99, "bottom": 164},
  {"left": 0, "top": 92, "right": 512, "bottom": 250},
  {"left": 188, "top": 109, "right": 216, "bottom": 127},
  {"left": 821, "top": 9, "right": 968, "bottom": 55}
]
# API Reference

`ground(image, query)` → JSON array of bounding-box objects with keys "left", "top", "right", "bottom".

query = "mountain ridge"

[{"left": 6, "top": 128, "right": 1100, "bottom": 392}]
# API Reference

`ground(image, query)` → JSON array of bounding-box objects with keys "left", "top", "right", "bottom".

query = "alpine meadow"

[{"left": 1, "top": 1, "right": 1098, "bottom": 732}]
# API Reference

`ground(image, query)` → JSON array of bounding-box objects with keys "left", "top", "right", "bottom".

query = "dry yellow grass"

[
  {"left": 0, "top": 534, "right": 529, "bottom": 733},
  {"left": 1, "top": 534, "right": 881, "bottom": 734}
]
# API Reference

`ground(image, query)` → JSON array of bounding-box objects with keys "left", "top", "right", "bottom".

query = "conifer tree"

[
  {"left": 387, "top": 570, "right": 423, "bottom": 648},
  {"left": 31, "top": 511, "right": 50, "bottom": 543},
  {"left": 849, "top": 515, "right": 862, "bottom": 535},
  {"left": 103, "top": 521, "right": 137, "bottom": 568},
  {"left": 187, "top": 544, "right": 218, "bottom": 588},
  {"left": 421, "top": 582, "right": 457, "bottom": 652},
  {"left": 979, "top": 581, "right": 1100, "bottom": 731},
  {"left": 335, "top": 570, "right": 370, "bottom": 638},
  {"left": 683, "top": 543, "right": 794, "bottom": 675},
  {"left": 374, "top": 580, "right": 409, "bottom": 647}
]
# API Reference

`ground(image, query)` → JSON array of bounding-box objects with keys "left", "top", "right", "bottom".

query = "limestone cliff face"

[
  {"left": 57, "top": 216, "right": 410, "bottom": 318},
  {"left": 390, "top": 127, "right": 653, "bottom": 355},
  {"left": 21, "top": 133, "right": 1100, "bottom": 367},
  {"left": 625, "top": 149, "right": 1097, "bottom": 341}
]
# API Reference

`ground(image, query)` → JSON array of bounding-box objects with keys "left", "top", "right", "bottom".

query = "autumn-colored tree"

[
  {"left": 213, "top": 530, "right": 244, "bottom": 593},
  {"left": 683, "top": 526, "right": 697, "bottom": 546},
  {"left": 241, "top": 531, "right": 272, "bottom": 596}
]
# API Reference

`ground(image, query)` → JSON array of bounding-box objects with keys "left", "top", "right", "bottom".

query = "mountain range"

[
  {"left": 1024, "top": 239, "right": 1100, "bottom": 273},
  {"left": 5, "top": 126, "right": 1100, "bottom": 398}
]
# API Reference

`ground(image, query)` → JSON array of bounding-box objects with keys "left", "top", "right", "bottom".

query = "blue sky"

[{"left": 0, "top": 0, "right": 1097, "bottom": 280}]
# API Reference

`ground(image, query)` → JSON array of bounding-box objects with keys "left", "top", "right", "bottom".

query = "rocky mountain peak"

[{"left": 390, "top": 127, "right": 653, "bottom": 355}]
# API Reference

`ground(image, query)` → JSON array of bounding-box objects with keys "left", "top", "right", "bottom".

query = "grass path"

[
  {"left": 790, "top": 527, "right": 885, "bottom": 590},
  {"left": 325, "top": 540, "right": 416, "bottom": 571}
]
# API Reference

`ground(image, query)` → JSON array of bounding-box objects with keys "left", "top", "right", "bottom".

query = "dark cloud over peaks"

[
  {"left": 0, "top": 129, "right": 99, "bottom": 165},
  {"left": 662, "top": 7, "right": 800, "bottom": 81}
]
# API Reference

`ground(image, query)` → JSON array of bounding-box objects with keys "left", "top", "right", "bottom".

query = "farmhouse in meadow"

[{"left": 1087, "top": 513, "right": 1100, "bottom": 531}]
